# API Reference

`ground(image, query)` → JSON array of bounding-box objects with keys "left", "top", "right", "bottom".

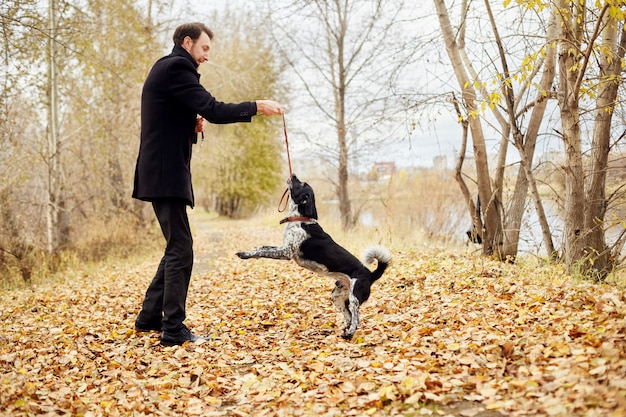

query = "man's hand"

[
  {"left": 256, "top": 100, "right": 284, "bottom": 116},
  {"left": 195, "top": 117, "right": 206, "bottom": 133}
]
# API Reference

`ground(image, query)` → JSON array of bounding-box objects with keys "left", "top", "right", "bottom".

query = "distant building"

[{"left": 373, "top": 162, "right": 397, "bottom": 177}]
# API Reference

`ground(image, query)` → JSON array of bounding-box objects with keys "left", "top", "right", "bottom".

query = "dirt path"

[
  {"left": 190, "top": 213, "right": 230, "bottom": 275},
  {"left": 189, "top": 211, "right": 284, "bottom": 275}
]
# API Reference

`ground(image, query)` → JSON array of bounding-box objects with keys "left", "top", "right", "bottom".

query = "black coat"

[{"left": 132, "top": 46, "right": 257, "bottom": 207}]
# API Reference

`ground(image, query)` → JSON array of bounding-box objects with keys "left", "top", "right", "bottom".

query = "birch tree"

[{"left": 45, "top": 0, "right": 67, "bottom": 253}]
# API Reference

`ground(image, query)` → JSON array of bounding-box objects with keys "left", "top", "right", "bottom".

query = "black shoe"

[
  {"left": 160, "top": 326, "right": 203, "bottom": 346},
  {"left": 135, "top": 320, "right": 162, "bottom": 333}
]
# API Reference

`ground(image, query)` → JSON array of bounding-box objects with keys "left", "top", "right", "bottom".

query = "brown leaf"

[{"left": 500, "top": 341, "right": 515, "bottom": 358}]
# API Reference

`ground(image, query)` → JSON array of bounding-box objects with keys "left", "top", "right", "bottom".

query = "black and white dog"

[{"left": 236, "top": 174, "right": 391, "bottom": 339}]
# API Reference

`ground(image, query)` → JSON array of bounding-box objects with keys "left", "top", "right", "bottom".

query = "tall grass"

[
  {"left": 276, "top": 168, "right": 470, "bottom": 251},
  {"left": 0, "top": 216, "right": 161, "bottom": 290}
]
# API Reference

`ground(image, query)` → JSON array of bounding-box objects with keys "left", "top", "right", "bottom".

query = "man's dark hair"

[{"left": 173, "top": 22, "right": 214, "bottom": 46}]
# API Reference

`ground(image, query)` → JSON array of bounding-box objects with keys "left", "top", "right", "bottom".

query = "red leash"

[
  {"left": 283, "top": 114, "right": 293, "bottom": 179},
  {"left": 278, "top": 114, "right": 293, "bottom": 213}
]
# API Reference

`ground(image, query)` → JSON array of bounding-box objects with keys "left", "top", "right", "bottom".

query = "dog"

[{"left": 236, "top": 174, "right": 391, "bottom": 339}]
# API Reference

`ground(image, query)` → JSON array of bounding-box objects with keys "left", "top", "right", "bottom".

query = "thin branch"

[{"left": 574, "top": 4, "right": 609, "bottom": 95}]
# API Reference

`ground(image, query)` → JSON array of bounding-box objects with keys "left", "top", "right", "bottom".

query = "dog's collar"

[{"left": 280, "top": 216, "right": 316, "bottom": 224}]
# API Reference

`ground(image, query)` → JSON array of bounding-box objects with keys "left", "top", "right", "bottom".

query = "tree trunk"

[
  {"left": 434, "top": 0, "right": 503, "bottom": 257},
  {"left": 337, "top": 124, "right": 353, "bottom": 230},
  {"left": 560, "top": 93, "right": 586, "bottom": 270},
  {"left": 514, "top": 136, "right": 557, "bottom": 257},
  {"left": 451, "top": 95, "right": 484, "bottom": 243},
  {"left": 556, "top": 0, "right": 586, "bottom": 270},
  {"left": 46, "top": 0, "right": 69, "bottom": 253},
  {"left": 336, "top": 50, "right": 353, "bottom": 230},
  {"left": 584, "top": 19, "right": 626, "bottom": 277}
]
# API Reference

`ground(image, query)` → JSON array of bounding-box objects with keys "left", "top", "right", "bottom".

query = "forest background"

[{"left": 1, "top": 0, "right": 626, "bottom": 286}]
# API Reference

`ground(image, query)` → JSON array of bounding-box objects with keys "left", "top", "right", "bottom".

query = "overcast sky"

[{"left": 162, "top": 0, "right": 565, "bottom": 170}]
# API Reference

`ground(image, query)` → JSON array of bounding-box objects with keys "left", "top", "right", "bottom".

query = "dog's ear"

[
  {"left": 301, "top": 185, "right": 318, "bottom": 219},
  {"left": 303, "top": 202, "right": 317, "bottom": 219}
]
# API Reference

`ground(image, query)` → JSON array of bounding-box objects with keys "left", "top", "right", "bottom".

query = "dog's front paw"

[
  {"left": 236, "top": 251, "right": 251, "bottom": 259},
  {"left": 340, "top": 332, "right": 354, "bottom": 340}
]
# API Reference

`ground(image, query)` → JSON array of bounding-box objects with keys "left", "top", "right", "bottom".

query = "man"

[{"left": 132, "top": 22, "right": 283, "bottom": 346}]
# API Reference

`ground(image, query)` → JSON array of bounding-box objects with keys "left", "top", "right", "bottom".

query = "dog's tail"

[{"left": 362, "top": 245, "right": 392, "bottom": 282}]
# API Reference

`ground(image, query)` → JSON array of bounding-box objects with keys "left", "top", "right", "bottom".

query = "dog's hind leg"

[
  {"left": 330, "top": 273, "right": 351, "bottom": 331},
  {"left": 342, "top": 278, "right": 360, "bottom": 340},
  {"left": 331, "top": 283, "right": 351, "bottom": 330}
]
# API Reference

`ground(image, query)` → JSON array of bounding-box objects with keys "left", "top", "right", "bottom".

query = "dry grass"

[{"left": 0, "top": 216, "right": 161, "bottom": 291}]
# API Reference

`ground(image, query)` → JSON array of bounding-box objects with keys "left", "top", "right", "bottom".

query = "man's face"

[{"left": 182, "top": 32, "right": 211, "bottom": 66}]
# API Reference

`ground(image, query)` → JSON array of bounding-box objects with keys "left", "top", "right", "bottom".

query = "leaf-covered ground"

[{"left": 1, "top": 216, "right": 625, "bottom": 416}]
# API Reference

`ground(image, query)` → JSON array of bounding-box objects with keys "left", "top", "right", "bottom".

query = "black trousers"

[{"left": 136, "top": 199, "right": 193, "bottom": 333}]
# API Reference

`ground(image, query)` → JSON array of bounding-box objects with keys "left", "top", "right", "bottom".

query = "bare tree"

[
  {"left": 502, "top": 3, "right": 559, "bottom": 260},
  {"left": 268, "top": 0, "right": 419, "bottom": 230},
  {"left": 434, "top": 0, "right": 504, "bottom": 256},
  {"left": 483, "top": 0, "right": 558, "bottom": 259}
]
